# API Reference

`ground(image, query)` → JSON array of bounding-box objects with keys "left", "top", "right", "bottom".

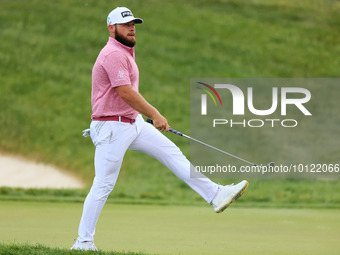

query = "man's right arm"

[{"left": 115, "top": 85, "right": 170, "bottom": 132}]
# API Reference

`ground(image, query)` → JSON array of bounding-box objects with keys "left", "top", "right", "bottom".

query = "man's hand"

[{"left": 152, "top": 114, "right": 170, "bottom": 132}]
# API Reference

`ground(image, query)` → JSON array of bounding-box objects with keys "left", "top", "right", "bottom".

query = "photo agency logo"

[
  {"left": 190, "top": 79, "right": 339, "bottom": 179},
  {"left": 195, "top": 80, "right": 312, "bottom": 128}
]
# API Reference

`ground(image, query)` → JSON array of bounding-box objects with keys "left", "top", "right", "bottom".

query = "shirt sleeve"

[{"left": 102, "top": 51, "right": 131, "bottom": 87}]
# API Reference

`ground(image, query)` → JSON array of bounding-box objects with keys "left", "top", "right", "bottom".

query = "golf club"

[{"left": 146, "top": 118, "right": 274, "bottom": 168}]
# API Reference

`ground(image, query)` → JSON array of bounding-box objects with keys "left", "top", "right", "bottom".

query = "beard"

[{"left": 115, "top": 28, "right": 136, "bottom": 48}]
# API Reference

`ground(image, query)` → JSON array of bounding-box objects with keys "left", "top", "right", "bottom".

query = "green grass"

[
  {"left": 0, "top": 243, "right": 148, "bottom": 255},
  {"left": 1, "top": 3, "right": 339, "bottom": 255},
  {"left": 1, "top": 178, "right": 340, "bottom": 208},
  {"left": 1, "top": 201, "right": 339, "bottom": 255},
  {"left": 0, "top": 0, "right": 340, "bottom": 207}
]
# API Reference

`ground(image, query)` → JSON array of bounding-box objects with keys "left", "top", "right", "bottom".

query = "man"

[{"left": 71, "top": 7, "right": 249, "bottom": 251}]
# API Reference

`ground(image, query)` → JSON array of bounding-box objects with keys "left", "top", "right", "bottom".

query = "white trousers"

[{"left": 77, "top": 115, "right": 218, "bottom": 242}]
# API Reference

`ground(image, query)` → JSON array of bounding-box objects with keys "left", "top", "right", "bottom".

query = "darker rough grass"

[
  {"left": 0, "top": 243, "right": 151, "bottom": 255},
  {"left": 1, "top": 178, "right": 340, "bottom": 209}
]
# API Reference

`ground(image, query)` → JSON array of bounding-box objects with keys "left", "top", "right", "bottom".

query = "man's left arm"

[{"left": 115, "top": 84, "right": 170, "bottom": 132}]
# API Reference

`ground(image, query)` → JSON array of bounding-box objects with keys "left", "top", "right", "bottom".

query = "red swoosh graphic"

[{"left": 197, "top": 82, "right": 223, "bottom": 106}]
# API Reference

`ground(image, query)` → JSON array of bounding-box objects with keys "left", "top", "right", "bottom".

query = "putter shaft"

[{"left": 146, "top": 118, "right": 258, "bottom": 166}]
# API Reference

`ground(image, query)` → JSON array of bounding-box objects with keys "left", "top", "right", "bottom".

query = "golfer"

[{"left": 71, "top": 7, "right": 249, "bottom": 251}]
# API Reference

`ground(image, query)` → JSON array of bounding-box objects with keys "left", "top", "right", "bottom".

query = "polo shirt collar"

[{"left": 108, "top": 37, "right": 135, "bottom": 57}]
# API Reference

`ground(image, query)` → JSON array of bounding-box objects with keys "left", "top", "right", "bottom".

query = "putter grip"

[
  {"left": 146, "top": 118, "right": 183, "bottom": 136},
  {"left": 146, "top": 118, "right": 153, "bottom": 124}
]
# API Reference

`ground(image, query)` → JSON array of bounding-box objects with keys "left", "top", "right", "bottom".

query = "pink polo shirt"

[{"left": 91, "top": 37, "right": 139, "bottom": 119}]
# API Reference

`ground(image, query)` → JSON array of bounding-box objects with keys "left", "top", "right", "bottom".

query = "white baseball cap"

[{"left": 107, "top": 7, "right": 143, "bottom": 26}]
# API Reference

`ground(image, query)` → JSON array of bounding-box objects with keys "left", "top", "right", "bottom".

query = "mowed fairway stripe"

[{"left": 0, "top": 201, "right": 339, "bottom": 255}]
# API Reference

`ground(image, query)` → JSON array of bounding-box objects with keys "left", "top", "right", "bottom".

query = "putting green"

[{"left": 0, "top": 201, "right": 339, "bottom": 255}]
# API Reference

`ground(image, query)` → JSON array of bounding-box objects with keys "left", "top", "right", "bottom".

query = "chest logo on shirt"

[{"left": 121, "top": 11, "right": 133, "bottom": 18}]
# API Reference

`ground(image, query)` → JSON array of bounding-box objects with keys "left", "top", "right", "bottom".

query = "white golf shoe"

[
  {"left": 211, "top": 180, "right": 249, "bottom": 213},
  {"left": 71, "top": 238, "right": 98, "bottom": 251}
]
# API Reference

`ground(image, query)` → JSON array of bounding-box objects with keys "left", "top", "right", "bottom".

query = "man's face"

[{"left": 114, "top": 21, "right": 136, "bottom": 47}]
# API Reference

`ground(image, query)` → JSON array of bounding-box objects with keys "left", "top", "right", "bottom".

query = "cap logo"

[{"left": 121, "top": 11, "right": 133, "bottom": 18}]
